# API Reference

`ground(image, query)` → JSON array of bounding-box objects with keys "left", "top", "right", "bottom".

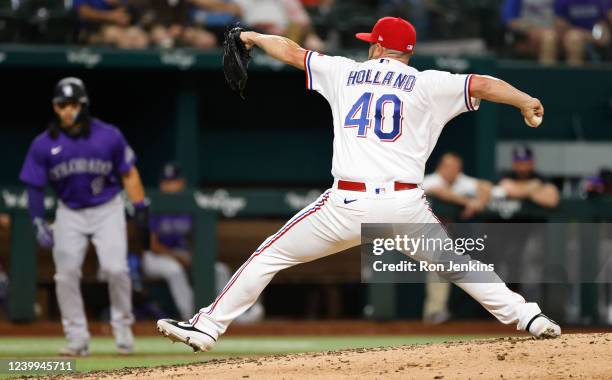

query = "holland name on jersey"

[{"left": 346, "top": 69, "right": 416, "bottom": 92}]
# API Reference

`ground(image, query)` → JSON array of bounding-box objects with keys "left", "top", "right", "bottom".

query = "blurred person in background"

[
  {"left": 554, "top": 0, "right": 611, "bottom": 65},
  {"left": 19, "top": 77, "right": 149, "bottom": 356},
  {"left": 73, "top": 0, "right": 149, "bottom": 48},
  {"left": 502, "top": 0, "right": 558, "bottom": 64},
  {"left": 144, "top": 163, "right": 264, "bottom": 322},
  {"left": 142, "top": 163, "right": 197, "bottom": 320},
  {"left": 300, "top": 0, "right": 335, "bottom": 13},
  {"left": 234, "top": 0, "right": 325, "bottom": 50},
  {"left": 584, "top": 168, "right": 612, "bottom": 197},
  {"left": 493, "top": 146, "right": 559, "bottom": 304},
  {"left": 497, "top": 145, "right": 560, "bottom": 208},
  {"left": 191, "top": 0, "right": 244, "bottom": 45},
  {"left": 137, "top": 0, "right": 219, "bottom": 49},
  {"left": 423, "top": 152, "right": 492, "bottom": 220},
  {"left": 378, "top": 0, "right": 431, "bottom": 41},
  {"left": 421, "top": 152, "right": 493, "bottom": 324}
]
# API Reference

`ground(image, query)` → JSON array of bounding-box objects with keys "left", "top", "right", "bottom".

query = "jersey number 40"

[{"left": 344, "top": 92, "right": 403, "bottom": 142}]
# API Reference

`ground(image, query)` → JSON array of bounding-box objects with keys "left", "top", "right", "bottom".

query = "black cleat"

[{"left": 157, "top": 319, "right": 217, "bottom": 352}]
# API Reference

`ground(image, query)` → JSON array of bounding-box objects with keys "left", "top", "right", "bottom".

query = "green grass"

[{"left": 0, "top": 335, "right": 501, "bottom": 378}]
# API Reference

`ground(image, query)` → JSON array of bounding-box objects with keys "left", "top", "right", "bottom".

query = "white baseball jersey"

[{"left": 304, "top": 51, "right": 480, "bottom": 184}]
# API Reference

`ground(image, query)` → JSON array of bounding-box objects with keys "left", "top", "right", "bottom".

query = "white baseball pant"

[{"left": 190, "top": 183, "right": 541, "bottom": 338}]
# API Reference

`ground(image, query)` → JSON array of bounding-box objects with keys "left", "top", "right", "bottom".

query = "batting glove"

[{"left": 33, "top": 217, "right": 54, "bottom": 248}]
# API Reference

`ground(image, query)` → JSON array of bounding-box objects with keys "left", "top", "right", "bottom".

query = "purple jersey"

[
  {"left": 554, "top": 0, "right": 608, "bottom": 30},
  {"left": 19, "top": 119, "right": 136, "bottom": 209},
  {"left": 150, "top": 214, "right": 193, "bottom": 250}
]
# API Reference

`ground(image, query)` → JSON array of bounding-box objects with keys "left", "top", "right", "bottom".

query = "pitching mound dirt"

[{"left": 76, "top": 333, "right": 612, "bottom": 379}]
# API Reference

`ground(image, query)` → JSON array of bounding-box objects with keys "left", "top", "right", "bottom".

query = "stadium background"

[{"left": 0, "top": 0, "right": 612, "bottom": 377}]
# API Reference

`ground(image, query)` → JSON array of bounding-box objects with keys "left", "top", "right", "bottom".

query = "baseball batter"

[
  {"left": 158, "top": 17, "right": 561, "bottom": 351},
  {"left": 20, "top": 77, "right": 150, "bottom": 356}
]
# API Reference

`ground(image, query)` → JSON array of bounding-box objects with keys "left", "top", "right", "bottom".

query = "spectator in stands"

[
  {"left": 585, "top": 168, "right": 612, "bottom": 197},
  {"left": 191, "top": 0, "right": 244, "bottom": 44},
  {"left": 73, "top": 0, "right": 149, "bottom": 48},
  {"left": 554, "top": 0, "right": 611, "bottom": 65},
  {"left": 138, "top": 0, "right": 218, "bottom": 49},
  {"left": 422, "top": 152, "right": 492, "bottom": 220},
  {"left": 497, "top": 145, "right": 560, "bottom": 208},
  {"left": 421, "top": 152, "right": 492, "bottom": 324},
  {"left": 378, "top": 0, "right": 430, "bottom": 41},
  {"left": 234, "top": 0, "right": 325, "bottom": 50},
  {"left": 301, "top": 0, "right": 335, "bottom": 14},
  {"left": 502, "top": 0, "right": 558, "bottom": 64},
  {"left": 493, "top": 146, "right": 559, "bottom": 303},
  {"left": 143, "top": 163, "right": 265, "bottom": 322}
]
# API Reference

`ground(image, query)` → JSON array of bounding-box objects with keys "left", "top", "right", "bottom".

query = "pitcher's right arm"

[{"left": 469, "top": 75, "right": 544, "bottom": 127}]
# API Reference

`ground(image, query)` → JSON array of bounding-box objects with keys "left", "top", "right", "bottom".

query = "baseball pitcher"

[
  {"left": 158, "top": 17, "right": 560, "bottom": 352},
  {"left": 20, "top": 77, "right": 150, "bottom": 356}
]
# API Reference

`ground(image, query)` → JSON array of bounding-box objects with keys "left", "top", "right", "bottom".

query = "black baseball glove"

[{"left": 223, "top": 27, "right": 251, "bottom": 99}]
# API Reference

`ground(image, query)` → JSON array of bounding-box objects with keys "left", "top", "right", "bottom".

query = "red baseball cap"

[{"left": 356, "top": 17, "right": 416, "bottom": 53}]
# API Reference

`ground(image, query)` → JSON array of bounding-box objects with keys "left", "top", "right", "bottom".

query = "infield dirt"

[{"left": 63, "top": 333, "right": 612, "bottom": 379}]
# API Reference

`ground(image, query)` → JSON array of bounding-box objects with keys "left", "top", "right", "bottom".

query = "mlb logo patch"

[{"left": 375, "top": 188, "right": 386, "bottom": 195}]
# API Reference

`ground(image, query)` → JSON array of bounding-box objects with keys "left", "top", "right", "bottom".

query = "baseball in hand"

[{"left": 524, "top": 115, "right": 542, "bottom": 128}]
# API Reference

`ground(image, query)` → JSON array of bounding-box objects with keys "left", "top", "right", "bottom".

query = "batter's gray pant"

[{"left": 52, "top": 195, "right": 134, "bottom": 348}]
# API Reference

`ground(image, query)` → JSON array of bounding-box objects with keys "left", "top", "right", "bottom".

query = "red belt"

[{"left": 337, "top": 180, "right": 418, "bottom": 192}]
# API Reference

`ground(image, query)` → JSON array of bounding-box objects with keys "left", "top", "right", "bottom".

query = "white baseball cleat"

[
  {"left": 157, "top": 319, "right": 216, "bottom": 352},
  {"left": 59, "top": 345, "right": 90, "bottom": 357},
  {"left": 526, "top": 313, "right": 561, "bottom": 339},
  {"left": 115, "top": 327, "right": 134, "bottom": 355},
  {"left": 116, "top": 344, "right": 134, "bottom": 355}
]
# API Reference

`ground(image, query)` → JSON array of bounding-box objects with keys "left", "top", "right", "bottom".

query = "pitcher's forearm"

[
  {"left": 470, "top": 75, "right": 533, "bottom": 109},
  {"left": 241, "top": 32, "right": 307, "bottom": 69}
]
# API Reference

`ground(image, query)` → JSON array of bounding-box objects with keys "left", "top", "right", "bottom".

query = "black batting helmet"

[
  {"left": 48, "top": 77, "right": 91, "bottom": 139},
  {"left": 52, "top": 77, "right": 89, "bottom": 105}
]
